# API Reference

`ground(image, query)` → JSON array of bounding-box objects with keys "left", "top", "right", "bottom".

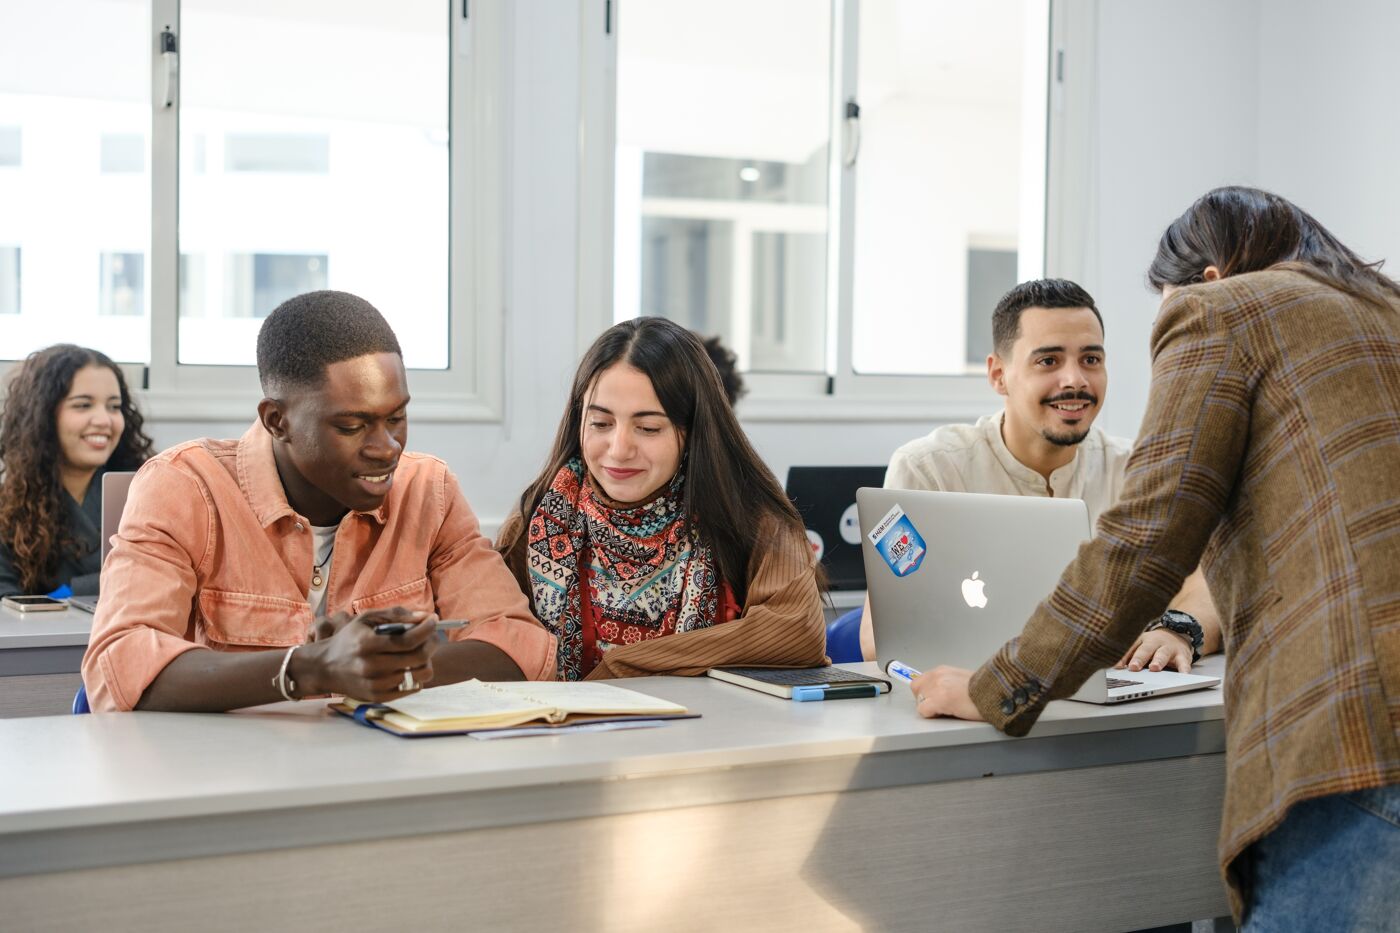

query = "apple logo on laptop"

[{"left": 961, "top": 571, "right": 988, "bottom": 609}]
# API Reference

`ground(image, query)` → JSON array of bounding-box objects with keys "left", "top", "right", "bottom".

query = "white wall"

[
  {"left": 1078, "top": 0, "right": 1261, "bottom": 440},
  {"left": 1257, "top": 0, "right": 1400, "bottom": 267}
]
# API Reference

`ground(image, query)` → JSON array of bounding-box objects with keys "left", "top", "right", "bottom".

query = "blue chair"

[
  {"left": 825, "top": 607, "right": 864, "bottom": 664},
  {"left": 72, "top": 684, "right": 90, "bottom": 715}
]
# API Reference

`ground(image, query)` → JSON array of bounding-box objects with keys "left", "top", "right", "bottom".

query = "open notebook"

[{"left": 332, "top": 679, "right": 695, "bottom": 737}]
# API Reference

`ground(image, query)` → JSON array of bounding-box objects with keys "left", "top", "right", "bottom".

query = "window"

[
  {"left": 0, "top": 0, "right": 151, "bottom": 362},
  {"left": 99, "top": 252, "right": 145, "bottom": 316},
  {"left": 613, "top": 2, "right": 832, "bottom": 375},
  {"left": 176, "top": 0, "right": 450, "bottom": 370},
  {"left": 179, "top": 253, "right": 205, "bottom": 320},
  {"left": 0, "top": 127, "right": 19, "bottom": 166},
  {"left": 223, "top": 134, "right": 330, "bottom": 174},
  {"left": 965, "top": 242, "right": 1018, "bottom": 368},
  {"left": 2, "top": 1, "right": 505, "bottom": 422},
  {"left": 100, "top": 133, "right": 146, "bottom": 173},
  {"left": 597, "top": 0, "right": 1051, "bottom": 406},
  {"left": 851, "top": 0, "right": 1045, "bottom": 376},
  {"left": 0, "top": 246, "right": 18, "bottom": 314},
  {"left": 225, "top": 253, "right": 329, "bottom": 320}
]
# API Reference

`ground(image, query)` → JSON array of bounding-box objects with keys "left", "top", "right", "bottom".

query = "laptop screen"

[
  {"left": 100, "top": 471, "right": 138, "bottom": 566},
  {"left": 784, "top": 466, "right": 886, "bottom": 591}
]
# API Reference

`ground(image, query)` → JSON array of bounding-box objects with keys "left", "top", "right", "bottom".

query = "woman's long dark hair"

[
  {"left": 1148, "top": 185, "right": 1400, "bottom": 308},
  {"left": 503, "top": 318, "right": 807, "bottom": 605},
  {"left": 0, "top": 345, "right": 154, "bottom": 593}
]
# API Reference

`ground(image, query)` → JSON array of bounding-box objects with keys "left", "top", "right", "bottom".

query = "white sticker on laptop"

[
  {"left": 867, "top": 503, "right": 928, "bottom": 577},
  {"left": 839, "top": 503, "right": 862, "bottom": 545}
]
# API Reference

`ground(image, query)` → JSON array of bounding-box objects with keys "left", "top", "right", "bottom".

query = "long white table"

[
  {"left": 0, "top": 606, "right": 91, "bottom": 718},
  {"left": 0, "top": 659, "right": 1229, "bottom": 931}
]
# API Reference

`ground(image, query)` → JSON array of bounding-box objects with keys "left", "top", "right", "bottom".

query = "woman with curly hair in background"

[{"left": 0, "top": 345, "right": 154, "bottom": 597}]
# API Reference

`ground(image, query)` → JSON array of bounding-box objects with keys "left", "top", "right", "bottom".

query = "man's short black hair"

[
  {"left": 256, "top": 290, "right": 403, "bottom": 394},
  {"left": 991, "top": 279, "right": 1103, "bottom": 357}
]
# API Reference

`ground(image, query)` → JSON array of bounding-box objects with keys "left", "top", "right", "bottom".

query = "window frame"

[
  {"left": 1, "top": 0, "right": 506, "bottom": 424},
  {"left": 583, "top": 0, "right": 1081, "bottom": 423}
]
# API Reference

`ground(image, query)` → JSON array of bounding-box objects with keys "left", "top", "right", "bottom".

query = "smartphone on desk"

[{"left": 2, "top": 595, "right": 69, "bottom": 613}]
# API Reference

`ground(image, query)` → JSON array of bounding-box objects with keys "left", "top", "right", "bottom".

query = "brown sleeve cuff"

[{"left": 968, "top": 648, "right": 1050, "bottom": 738}]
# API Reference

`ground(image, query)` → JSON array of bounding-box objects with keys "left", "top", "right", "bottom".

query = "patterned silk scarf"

[{"left": 527, "top": 459, "right": 722, "bottom": 680}]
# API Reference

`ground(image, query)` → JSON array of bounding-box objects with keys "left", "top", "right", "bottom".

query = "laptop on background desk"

[
  {"left": 785, "top": 466, "right": 886, "bottom": 591},
  {"left": 68, "top": 471, "right": 137, "bottom": 615},
  {"left": 858, "top": 487, "right": 1219, "bottom": 704}
]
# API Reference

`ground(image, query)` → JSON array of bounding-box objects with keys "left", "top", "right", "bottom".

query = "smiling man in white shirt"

[{"left": 860, "top": 278, "right": 1221, "bottom": 668}]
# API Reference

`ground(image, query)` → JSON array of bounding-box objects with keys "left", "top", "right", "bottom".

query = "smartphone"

[
  {"left": 2, "top": 595, "right": 69, "bottom": 613},
  {"left": 373, "top": 619, "right": 467, "bottom": 636}
]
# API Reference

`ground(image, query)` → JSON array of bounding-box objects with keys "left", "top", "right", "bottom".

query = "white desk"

[
  {"left": 0, "top": 659, "right": 1229, "bottom": 931},
  {"left": 0, "top": 607, "right": 91, "bottom": 718}
]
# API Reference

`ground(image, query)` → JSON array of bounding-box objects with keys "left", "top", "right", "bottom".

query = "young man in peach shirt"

[{"left": 82, "top": 291, "right": 554, "bottom": 712}]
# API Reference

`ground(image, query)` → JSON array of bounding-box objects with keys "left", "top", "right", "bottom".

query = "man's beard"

[
  {"left": 1042, "top": 427, "right": 1090, "bottom": 447},
  {"left": 1040, "top": 390, "right": 1098, "bottom": 447}
]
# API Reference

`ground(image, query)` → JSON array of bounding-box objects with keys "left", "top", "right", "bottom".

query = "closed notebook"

[
  {"left": 707, "top": 666, "right": 891, "bottom": 699},
  {"left": 333, "top": 679, "right": 694, "bottom": 736}
]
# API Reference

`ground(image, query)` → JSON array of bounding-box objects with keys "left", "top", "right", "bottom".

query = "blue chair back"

[
  {"left": 72, "top": 684, "right": 90, "bottom": 715},
  {"left": 825, "top": 607, "right": 864, "bottom": 664}
]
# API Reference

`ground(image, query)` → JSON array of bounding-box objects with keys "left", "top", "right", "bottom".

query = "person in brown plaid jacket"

[{"left": 912, "top": 187, "right": 1399, "bottom": 928}]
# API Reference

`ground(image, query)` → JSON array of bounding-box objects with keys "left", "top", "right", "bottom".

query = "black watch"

[{"left": 1147, "top": 609, "right": 1203, "bottom": 663}]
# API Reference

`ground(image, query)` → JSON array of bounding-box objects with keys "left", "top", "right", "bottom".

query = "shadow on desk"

[{"left": 798, "top": 717, "right": 1231, "bottom": 932}]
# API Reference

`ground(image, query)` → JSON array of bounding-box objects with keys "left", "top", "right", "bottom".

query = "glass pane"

[
  {"left": 615, "top": 0, "right": 831, "bottom": 374},
  {"left": 0, "top": 0, "right": 150, "bottom": 361},
  {"left": 0, "top": 245, "right": 18, "bottom": 313},
  {"left": 177, "top": 0, "right": 449, "bottom": 368},
  {"left": 98, "top": 252, "right": 145, "bottom": 316},
  {"left": 0, "top": 246, "right": 19, "bottom": 314},
  {"left": 852, "top": 0, "right": 1046, "bottom": 375},
  {"left": 965, "top": 243, "right": 1018, "bottom": 366}
]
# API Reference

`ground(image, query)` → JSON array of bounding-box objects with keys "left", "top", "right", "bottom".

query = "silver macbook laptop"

[
  {"left": 70, "top": 471, "right": 139, "bottom": 614},
  {"left": 859, "top": 487, "right": 1218, "bottom": 704}
]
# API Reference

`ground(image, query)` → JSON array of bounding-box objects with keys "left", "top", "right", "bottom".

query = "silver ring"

[
  {"left": 399, "top": 670, "right": 416, "bottom": 692},
  {"left": 915, "top": 694, "right": 925, "bottom": 704}
]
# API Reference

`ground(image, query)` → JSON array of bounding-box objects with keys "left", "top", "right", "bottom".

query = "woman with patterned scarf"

[{"left": 497, "top": 318, "right": 827, "bottom": 681}]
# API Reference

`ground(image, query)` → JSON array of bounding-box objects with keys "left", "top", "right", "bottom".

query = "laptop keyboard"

[{"left": 1106, "top": 677, "right": 1143, "bottom": 689}]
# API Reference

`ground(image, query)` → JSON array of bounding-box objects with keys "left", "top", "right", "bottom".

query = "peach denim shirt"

[{"left": 82, "top": 422, "right": 555, "bottom": 711}]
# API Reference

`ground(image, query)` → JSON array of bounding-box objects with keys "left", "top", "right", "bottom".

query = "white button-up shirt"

[{"left": 884, "top": 410, "right": 1133, "bottom": 532}]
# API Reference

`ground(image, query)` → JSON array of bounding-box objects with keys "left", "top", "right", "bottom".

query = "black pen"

[{"left": 373, "top": 619, "right": 468, "bottom": 636}]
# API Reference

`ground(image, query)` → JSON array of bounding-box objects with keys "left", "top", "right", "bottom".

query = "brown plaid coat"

[{"left": 968, "top": 268, "right": 1400, "bottom": 918}]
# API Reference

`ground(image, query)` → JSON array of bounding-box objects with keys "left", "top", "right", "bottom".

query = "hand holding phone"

[{"left": 295, "top": 609, "right": 438, "bottom": 700}]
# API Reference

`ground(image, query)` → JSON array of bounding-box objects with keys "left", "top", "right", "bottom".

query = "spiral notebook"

[{"left": 332, "top": 679, "right": 697, "bottom": 737}]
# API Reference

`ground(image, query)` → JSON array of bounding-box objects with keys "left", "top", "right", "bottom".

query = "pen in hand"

[{"left": 373, "top": 619, "right": 468, "bottom": 636}]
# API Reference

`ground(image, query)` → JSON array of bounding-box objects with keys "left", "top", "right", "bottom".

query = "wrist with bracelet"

[
  {"left": 272, "top": 645, "right": 303, "bottom": 701},
  {"left": 1146, "top": 609, "right": 1203, "bottom": 663}
]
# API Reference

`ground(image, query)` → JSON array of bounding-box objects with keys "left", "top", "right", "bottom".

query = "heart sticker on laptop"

[{"left": 867, "top": 503, "right": 928, "bottom": 578}]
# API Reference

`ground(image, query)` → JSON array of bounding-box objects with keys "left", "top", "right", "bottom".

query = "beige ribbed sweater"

[{"left": 498, "top": 513, "right": 828, "bottom": 680}]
